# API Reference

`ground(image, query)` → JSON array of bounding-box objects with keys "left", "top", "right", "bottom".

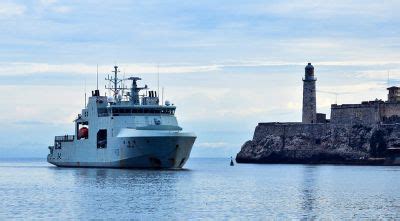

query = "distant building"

[
  {"left": 387, "top": 86, "right": 400, "bottom": 102},
  {"left": 330, "top": 88, "right": 400, "bottom": 125}
]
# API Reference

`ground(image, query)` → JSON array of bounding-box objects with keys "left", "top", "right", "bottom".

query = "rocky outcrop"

[{"left": 236, "top": 123, "right": 400, "bottom": 165}]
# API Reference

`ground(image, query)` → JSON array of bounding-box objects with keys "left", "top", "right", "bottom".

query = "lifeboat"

[{"left": 78, "top": 127, "right": 89, "bottom": 139}]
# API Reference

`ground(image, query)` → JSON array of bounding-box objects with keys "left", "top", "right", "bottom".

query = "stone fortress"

[
  {"left": 236, "top": 63, "right": 400, "bottom": 165},
  {"left": 331, "top": 86, "right": 400, "bottom": 125}
]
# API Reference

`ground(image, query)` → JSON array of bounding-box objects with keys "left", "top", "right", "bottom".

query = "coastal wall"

[
  {"left": 330, "top": 104, "right": 380, "bottom": 125},
  {"left": 236, "top": 122, "right": 400, "bottom": 164},
  {"left": 381, "top": 103, "right": 400, "bottom": 121},
  {"left": 330, "top": 102, "right": 400, "bottom": 125}
]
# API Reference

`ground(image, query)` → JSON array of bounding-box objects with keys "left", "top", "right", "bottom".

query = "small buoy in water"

[{"left": 230, "top": 156, "right": 234, "bottom": 166}]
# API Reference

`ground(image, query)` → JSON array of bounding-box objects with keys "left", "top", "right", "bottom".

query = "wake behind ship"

[{"left": 47, "top": 66, "right": 196, "bottom": 169}]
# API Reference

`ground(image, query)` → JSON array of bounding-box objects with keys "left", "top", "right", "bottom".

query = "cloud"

[
  {"left": 0, "top": 62, "right": 221, "bottom": 76},
  {"left": 0, "top": 2, "right": 26, "bottom": 17},
  {"left": 40, "top": 0, "right": 58, "bottom": 6},
  {"left": 2, "top": 59, "right": 400, "bottom": 77},
  {"left": 354, "top": 69, "right": 400, "bottom": 81},
  {"left": 14, "top": 120, "right": 49, "bottom": 126},
  {"left": 286, "top": 102, "right": 301, "bottom": 111},
  {"left": 238, "top": 1, "right": 400, "bottom": 20},
  {"left": 321, "top": 82, "right": 383, "bottom": 94},
  {"left": 37, "top": 0, "right": 72, "bottom": 14},
  {"left": 51, "top": 6, "right": 72, "bottom": 14}
]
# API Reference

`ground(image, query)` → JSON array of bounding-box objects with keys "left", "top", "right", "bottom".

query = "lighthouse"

[{"left": 302, "top": 63, "right": 317, "bottom": 123}]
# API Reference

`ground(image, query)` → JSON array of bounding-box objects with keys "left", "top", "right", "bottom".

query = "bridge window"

[
  {"left": 98, "top": 108, "right": 109, "bottom": 117},
  {"left": 111, "top": 108, "right": 175, "bottom": 116}
]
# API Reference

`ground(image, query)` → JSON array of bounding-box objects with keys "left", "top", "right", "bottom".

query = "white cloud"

[
  {"left": 0, "top": 2, "right": 26, "bottom": 17},
  {"left": 51, "top": 6, "right": 71, "bottom": 14},
  {"left": 0, "top": 85, "right": 83, "bottom": 124},
  {"left": 286, "top": 101, "right": 301, "bottom": 111},
  {"left": 2, "top": 59, "right": 400, "bottom": 77},
  {"left": 0, "top": 62, "right": 221, "bottom": 76},
  {"left": 321, "top": 82, "right": 383, "bottom": 94},
  {"left": 37, "top": 0, "right": 71, "bottom": 14},
  {"left": 39, "top": 0, "right": 57, "bottom": 6},
  {"left": 354, "top": 69, "right": 400, "bottom": 80},
  {"left": 238, "top": 1, "right": 400, "bottom": 20}
]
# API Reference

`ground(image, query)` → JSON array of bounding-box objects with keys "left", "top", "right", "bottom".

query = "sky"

[{"left": 1, "top": 0, "right": 400, "bottom": 158}]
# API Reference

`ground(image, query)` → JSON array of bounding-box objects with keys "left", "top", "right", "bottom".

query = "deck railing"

[{"left": 55, "top": 135, "right": 75, "bottom": 142}]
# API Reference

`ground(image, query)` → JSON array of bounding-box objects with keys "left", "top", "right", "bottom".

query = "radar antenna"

[{"left": 125, "top": 77, "right": 148, "bottom": 105}]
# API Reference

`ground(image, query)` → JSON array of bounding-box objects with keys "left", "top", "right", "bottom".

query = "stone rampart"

[
  {"left": 330, "top": 102, "right": 400, "bottom": 125},
  {"left": 381, "top": 103, "right": 400, "bottom": 120},
  {"left": 330, "top": 103, "right": 380, "bottom": 125}
]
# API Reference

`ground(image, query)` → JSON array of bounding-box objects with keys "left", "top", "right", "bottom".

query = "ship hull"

[{"left": 47, "top": 134, "right": 196, "bottom": 169}]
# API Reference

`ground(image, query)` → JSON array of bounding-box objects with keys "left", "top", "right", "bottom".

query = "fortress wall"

[
  {"left": 254, "top": 123, "right": 331, "bottom": 142},
  {"left": 330, "top": 104, "right": 380, "bottom": 125},
  {"left": 253, "top": 123, "right": 286, "bottom": 139},
  {"left": 330, "top": 103, "right": 400, "bottom": 125},
  {"left": 380, "top": 103, "right": 400, "bottom": 118}
]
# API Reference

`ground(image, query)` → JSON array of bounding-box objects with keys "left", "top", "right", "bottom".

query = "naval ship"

[{"left": 47, "top": 66, "right": 196, "bottom": 169}]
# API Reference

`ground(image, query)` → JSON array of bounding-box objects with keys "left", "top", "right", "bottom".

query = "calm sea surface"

[{"left": 0, "top": 158, "right": 399, "bottom": 220}]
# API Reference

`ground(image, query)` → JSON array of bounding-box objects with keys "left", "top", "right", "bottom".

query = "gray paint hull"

[{"left": 48, "top": 135, "right": 195, "bottom": 169}]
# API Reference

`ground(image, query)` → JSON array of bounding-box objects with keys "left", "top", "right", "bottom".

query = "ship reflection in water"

[{"left": 1, "top": 158, "right": 400, "bottom": 219}]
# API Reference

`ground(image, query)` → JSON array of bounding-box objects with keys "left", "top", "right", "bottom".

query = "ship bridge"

[{"left": 88, "top": 66, "right": 176, "bottom": 117}]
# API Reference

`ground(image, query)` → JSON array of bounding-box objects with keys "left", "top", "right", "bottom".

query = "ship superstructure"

[{"left": 47, "top": 66, "right": 196, "bottom": 169}]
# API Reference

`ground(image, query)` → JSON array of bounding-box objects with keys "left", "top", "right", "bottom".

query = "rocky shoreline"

[{"left": 236, "top": 123, "right": 400, "bottom": 165}]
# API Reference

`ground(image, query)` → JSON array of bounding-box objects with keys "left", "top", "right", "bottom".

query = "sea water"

[{"left": 0, "top": 158, "right": 399, "bottom": 219}]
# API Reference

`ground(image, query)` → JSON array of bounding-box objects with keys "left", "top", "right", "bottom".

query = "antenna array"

[{"left": 105, "top": 66, "right": 126, "bottom": 100}]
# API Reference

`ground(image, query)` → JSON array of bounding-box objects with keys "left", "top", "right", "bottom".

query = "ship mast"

[{"left": 105, "top": 66, "right": 125, "bottom": 101}]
